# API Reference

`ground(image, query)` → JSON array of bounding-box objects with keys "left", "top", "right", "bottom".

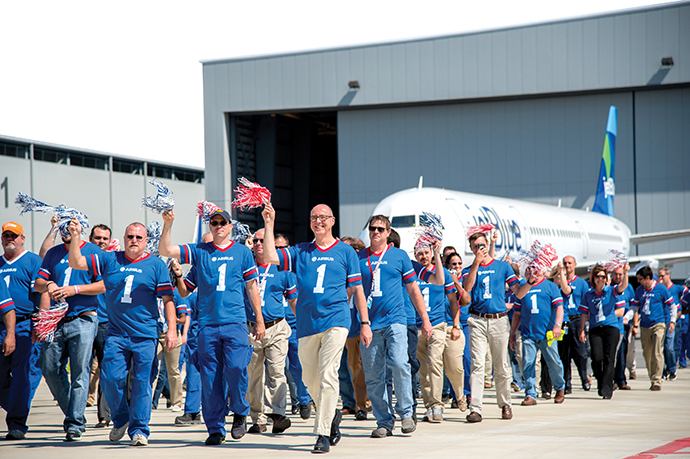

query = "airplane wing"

[
  {"left": 629, "top": 229, "right": 690, "bottom": 245},
  {"left": 627, "top": 251, "right": 690, "bottom": 269}
]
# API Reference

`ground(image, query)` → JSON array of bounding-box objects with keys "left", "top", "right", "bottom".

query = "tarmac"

[{"left": 1, "top": 338, "right": 689, "bottom": 459}]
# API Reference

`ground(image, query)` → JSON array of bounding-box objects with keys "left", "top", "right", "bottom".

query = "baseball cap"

[
  {"left": 210, "top": 209, "right": 232, "bottom": 223},
  {"left": 2, "top": 222, "right": 24, "bottom": 235}
]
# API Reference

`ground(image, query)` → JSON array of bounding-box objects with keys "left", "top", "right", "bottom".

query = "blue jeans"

[
  {"left": 677, "top": 316, "right": 690, "bottom": 367},
  {"left": 461, "top": 324, "right": 471, "bottom": 396},
  {"left": 41, "top": 314, "right": 97, "bottom": 433},
  {"left": 286, "top": 327, "right": 311, "bottom": 406},
  {"left": 101, "top": 334, "right": 157, "bottom": 438},
  {"left": 197, "top": 323, "right": 252, "bottom": 436},
  {"left": 360, "top": 323, "right": 413, "bottom": 430},
  {"left": 663, "top": 327, "right": 677, "bottom": 375},
  {"left": 0, "top": 320, "right": 36, "bottom": 433},
  {"left": 522, "top": 337, "right": 565, "bottom": 399}
]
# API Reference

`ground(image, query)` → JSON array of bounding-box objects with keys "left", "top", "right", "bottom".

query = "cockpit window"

[{"left": 391, "top": 215, "right": 416, "bottom": 228}]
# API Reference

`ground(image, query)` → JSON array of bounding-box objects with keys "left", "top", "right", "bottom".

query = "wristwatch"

[
  {"left": 453, "top": 325, "right": 461, "bottom": 330},
  {"left": 360, "top": 321, "right": 371, "bottom": 326}
]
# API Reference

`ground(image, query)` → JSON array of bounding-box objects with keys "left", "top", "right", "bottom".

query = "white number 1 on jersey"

[
  {"left": 216, "top": 264, "right": 227, "bottom": 292},
  {"left": 121, "top": 274, "right": 134, "bottom": 304},
  {"left": 313, "top": 264, "right": 326, "bottom": 294}
]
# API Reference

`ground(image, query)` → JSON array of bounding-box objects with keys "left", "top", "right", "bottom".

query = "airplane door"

[{"left": 575, "top": 220, "right": 589, "bottom": 259}]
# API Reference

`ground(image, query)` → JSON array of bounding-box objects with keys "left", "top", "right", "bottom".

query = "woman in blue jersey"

[{"left": 578, "top": 263, "right": 629, "bottom": 399}]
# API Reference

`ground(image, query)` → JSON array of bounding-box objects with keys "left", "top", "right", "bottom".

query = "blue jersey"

[
  {"left": 666, "top": 284, "right": 687, "bottom": 317},
  {"left": 245, "top": 264, "right": 298, "bottom": 323},
  {"left": 276, "top": 240, "right": 362, "bottom": 339},
  {"left": 616, "top": 284, "right": 635, "bottom": 332},
  {"left": 0, "top": 251, "right": 42, "bottom": 316},
  {"left": 0, "top": 279, "right": 15, "bottom": 320},
  {"left": 358, "top": 247, "right": 418, "bottom": 330},
  {"left": 416, "top": 267, "right": 455, "bottom": 328},
  {"left": 514, "top": 279, "right": 563, "bottom": 340},
  {"left": 179, "top": 241, "right": 258, "bottom": 328},
  {"left": 158, "top": 289, "right": 188, "bottom": 333},
  {"left": 562, "top": 275, "right": 589, "bottom": 319},
  {"left": 185, "top": 290, "right": 199, "bottom": 339},
  {"left": 462, "top": 259, "right": 519, "bottom": 314},
  {"left": 506, "top": 290, "right": 518, "bottom": 322},
  {"left": 96, "top": 294, "right": 108, "bottom": 323},
  {"left": 580, "top": 286, "right": 626, "bottom": 329},
  {"left": 631, "top": 281, "right": 675, "bottom": 328},
  {"left": 86, "top": 251, "right": 173, "bottom": 339},
  {"left": 38, "top": 242, "right": 102, "bottom": 317}
]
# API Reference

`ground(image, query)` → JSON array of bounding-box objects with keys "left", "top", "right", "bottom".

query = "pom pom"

[
  {"left": 53, "top": 205, "right": 89, "bottom": 239},
  {"left": 466, "top": 223, "right": 495, "bottom": 239},
  {"left": 33, "top": 302, "right": 69, "bottom": 342},
  {"left": 414, "top": 212, "right": 443, "bottom": 253},
  {"left": 514, "top": 240, "right": 558, "bottom": 277},
  {"left": 142, "top": 179, "right": 175, "bottom": 214},
  {"left": 197, "top": 200, "right": 222, "bottom": 224},
  {"left": 107, "top": 238, "right": 121, "bottom": 252},
  {"left": 146, "top": 221, "right": 162, "bottom": 257},
  {"left": 602, "top": 249, "right": 629, "bottom": 272},
  {"left": 15, "top": 192, "right": 53, "bottom": 215},
  {"left": 231, "top": 220, "right": 252, "bottom": 244},
  {"left": 231, "top": 177, "right": 271, "bottom": 212}
]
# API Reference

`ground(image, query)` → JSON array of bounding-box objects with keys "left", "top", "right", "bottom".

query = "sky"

[{"left": 0, "top": 0, "right": 675, "bottom": 169}]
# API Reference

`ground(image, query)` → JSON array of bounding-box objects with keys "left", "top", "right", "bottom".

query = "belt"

[
  {"left": 17, "top": 313, "right": 36, "bottom": 323},
  {"left": 471, "top": 311, "right": 508, "bottom": 319},
  {"left": 569, "top": 314, "right": 581, "bottom": 321},
  {"left": 62, "top": 311, "right": 97, "bottom": 324},
  {"left": 247, "top": 316, "right": 284, "bottom": 329}
]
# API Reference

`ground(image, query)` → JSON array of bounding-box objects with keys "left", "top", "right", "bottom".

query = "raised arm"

[
  {"left": 427, "top": 242, "right": 445, "bottom": 286},
  {"left": 159, "top": 210, "right": 182, "bottom": 260},
  {"left": 615, "top": 263, "right": 630, "bottom": 295},
  {"left": 556, "top": 263, "right": 571, "bottom": 295},
  {"left": 38, "top": 216, "right": 59, "bottom": 259},
  {"left": 67, "top": 218, "right": 89, "bottom": 271},
  {"left": 260, "top": 203, "right": 280, "bottom": 265}
]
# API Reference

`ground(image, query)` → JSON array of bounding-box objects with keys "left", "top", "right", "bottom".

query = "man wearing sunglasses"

[
  {"left": 67, "top": 219, "right": 176, "bottom": 446},
  {"left": 159, "top": 209, "right": 264, "bottom": 446},
  {"left": 261, "top": 202, "right": 371, "bottom": 453}
]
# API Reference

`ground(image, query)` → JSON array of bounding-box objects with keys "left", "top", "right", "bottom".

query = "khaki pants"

[
  {"left": 345, "top": 336, "right": 368, "bottom": 412},
  {"left": 87, "top": 358, "right": 99, "bottom": 406},
  {"left": 640, "top": 322, "right": 666, "bottom": 386},
  {"left": 156, "top": 330, "right": 183, "bottom": 408},
  {"left": 299, "top": 327, "right": 348, "bottom": 436},
  {"left": 626, "top": 325, "right": 637, "bottom": 374},
  {"left": 247, "top": 318, "right": 291, "bottom": 424},
  {"left": 417, "top": 323, "right": 447, "bottom": 409},
  {"left": 443, "top": 325, "right": 465, "bottom": 399},
  {"left": 468, "top": 315, "right": 512, "bottom": 414}
]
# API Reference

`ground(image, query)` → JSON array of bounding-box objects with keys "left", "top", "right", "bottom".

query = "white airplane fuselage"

[{"left": 358, "top": 187, "right": 631, "bottom": 266}]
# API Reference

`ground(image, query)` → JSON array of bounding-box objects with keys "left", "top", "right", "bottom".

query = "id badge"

[{"left": 366, "top": 295, "right": 372, "bottom": 309}]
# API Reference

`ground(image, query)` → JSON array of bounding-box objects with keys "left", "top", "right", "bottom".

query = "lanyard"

[{"left": 367, "top": 245, "right": 389, "bottom": 297}]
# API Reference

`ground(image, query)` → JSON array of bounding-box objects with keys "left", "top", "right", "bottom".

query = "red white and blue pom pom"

[
  {"left": 142, "top": 179, "right": 175, "bottom": 214},
  {"left": 414, "top": 212, "right": 443, "bottom": 253},
  {"left": 197, "top": 200, "right": 222, "bottom": 223},
  {"left": 33, "top": 302, "right": 69, "bottom": 342},
  {"left": 15, "top": 192, "right": 53, "bottom": 215},
  {"left": 466, "top": 223, "right": 495, "bottom": 239},
  {"left": 231, "top": 221, "right": 251, "bottom": 244},
  {"left": 515, "top": 240, "right": 558, "bottom": 277},
  {"left": 146, "top": 221, "right": 162, "bottom": 257},
  {"left": 107, "top": 239, "right": 121, "bottom": 252},
  {"left": 602, "top": 249, "right": 629, "bottom": 272},
  {"left": 232, "top": 177, "right": 271, "bottom": 212}
]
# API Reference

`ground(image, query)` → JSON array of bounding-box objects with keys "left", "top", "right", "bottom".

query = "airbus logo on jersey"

[
  {"left": 212, "top": 256, "right": 234, "bottom": 262},
  {"left": 366, "top": 261, "right": 388, "bottom": 267},
  {"left": 119, "top": 267, "right": 143, "bottom": 273},
  {"left": 478, "top": 270, "right": 496, "bottom": 275},
  {"left": 472, "top": 206, "right": 524, "bottom": 252},
  {"left": 0, "top": 268, "right": 16, "bottom": 273},
  {"left": 312, "top": 256, "right": 334, "bottom": 262}
]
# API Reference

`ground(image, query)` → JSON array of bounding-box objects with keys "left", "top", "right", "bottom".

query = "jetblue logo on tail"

[{"left": 592, "top": 106, "right": 617, "bottom": 217}]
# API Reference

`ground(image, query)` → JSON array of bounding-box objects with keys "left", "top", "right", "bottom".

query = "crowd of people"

[{"left": 0, "top": 203, "right": 688, "bottom": 453}]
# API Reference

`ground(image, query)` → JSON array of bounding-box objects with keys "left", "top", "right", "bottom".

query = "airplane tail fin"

[{"left": 592, "top": 106, "right": 617, "bottom": 217}]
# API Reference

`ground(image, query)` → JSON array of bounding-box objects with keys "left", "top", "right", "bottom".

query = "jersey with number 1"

[
  {"left": 562, "top": 275, "right": 589, "bottom": 319},
  {"left": 461, "top": 259, "right": 519, "bottom": 314},
  {"left": 38, "top": 242, "right": 102, "bottom": 316},
  {"left": 0, "top": 251, "right": 42, "bottom": 316},
  {"left": 179, "top": 241, "right": 258, "bottom": 328},
  {"left": 415, "top": 267, "right": 455, "bottom": 328},
  {"left": 86, "top": 251, "right": 173, "bottom": 339},
  {"left": 580, "top": 285, "right": 625, "bottom": 329},
  {"left": 631, "top": 281, "right": 675, "bottom": 328},
  {"left": 514, "top": 279, "right": 563, "bottom": 340},
  {"left": 277, "top": 240, "right": 362, "bottom": 339},
  {"left": 244, "top": 264, "right": 298, "bottom": 323}
]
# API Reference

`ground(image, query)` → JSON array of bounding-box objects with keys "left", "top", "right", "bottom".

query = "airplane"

[{"left": 358, "top": 106, "right": 690, "bottom": 273}]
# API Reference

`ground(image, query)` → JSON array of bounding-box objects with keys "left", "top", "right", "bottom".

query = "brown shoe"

[
  {"left": 554, "top": 390, "right": 565, "bottom": 404},
  {"left": 501, "top": 405, "right": 513, "bottom": 420},
  {"left": 650, "top": 384, "right": 661, "bottom": 391},
  {"left": 619, "top": 384, "right": 631, "bottom": 390},
  {"left": 466, "top": 411, "right": 482, "bottom": 423},
  {"left": 521, "top": 397, "right": 537, "bottom": 406},
  {"left": 629, "top": 371, "right": 636, "bottom": 380}
]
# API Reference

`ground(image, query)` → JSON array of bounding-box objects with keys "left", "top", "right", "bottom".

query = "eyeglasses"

[
  {"left": 210, "top": 220, "right": 229, "bottom": 227},
  {"left": 310, "top": 215, "right": 333, "bottom": 223},
  {"left": 126, "top": 235, "right": 145, "bottom": 241},
  {"left": 254, "top": 238, "right": 263, "bottom": 244},
  {"left": 368, "top": 226, "right": 387, "bottom": 233},
  {"left": 1, "top": 232, "right": 20, "bottom": 240}
]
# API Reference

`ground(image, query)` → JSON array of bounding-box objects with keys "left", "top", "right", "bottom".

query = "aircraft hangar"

[{"left": 201, "top": 1, "right": 690, "bottom": 274}]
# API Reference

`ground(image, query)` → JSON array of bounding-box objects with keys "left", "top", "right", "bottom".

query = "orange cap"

[{"left": 2, "top": 222, "right": 24, "bottom": 235}]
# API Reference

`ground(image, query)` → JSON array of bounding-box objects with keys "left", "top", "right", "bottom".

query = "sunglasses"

[
  {"left": 126, "top": 235, "right": 145, "bottom": 241},
  {"left": 595, "top": 274, "right": 607, "bottom": 279},
  {"left": 254, "top": 238, "right": 263, "bottom": 244},
  {"left": 369, "top": 226, "right": 387, "bottom": 233},
  {"left": 210, "top": 220, "right": 229, "bottom": 227},
  {"left": 450, "top": 262, "right": 462, "bottom": 266},
  {"left": 1, "top": 232, "right": 20, "bottom": 239}
]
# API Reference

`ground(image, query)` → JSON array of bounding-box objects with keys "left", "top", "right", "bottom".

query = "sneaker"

[
  {"left": 431, "top": 406, "right": 443, "bottom": 422},
  {"left": 669, "top": 373, "right": 677, "bottom": 381},
  {"left": 230, "top": 414, "right": 246, "bottom": 439},
  {"left": 110, "top": 422, "right": 128, "bottom": 442},
  {"left": 247, "top": 423, "right": 267, "bottom": 433},
  {"left": 466, "top": 411, "right": 482, "bottom": 423},
  {"left": 422, "top": 408, "right": 432, "bottom": 422},
  {"left": 205, "top": 433, "right": 225, "bottom": 445},
  {"left": 355, "top": 410, "right": 367, "bottom": 421},
  {"left": 329, "top": 409, "right": 342, "bottom": 446},
  {"left": 6, "top": 429, "right": 26, "bottom": 440},
  {"left": 131, "top": 434, "right": 148, "bottom": 446},
  {"left": 401, "top": 416, "right": 416, "bottom": 434},
  {"left": 458, "top": 396, "right": 468, "bottom": 412},
  {"left": 171, "top": 405, "right": 183, "bottom": 412},
  {"left": 271, "top": 415, "right": 291, "bottom": 434},
  {"left": 65, "top": 431, "right": 82, "bottom": 442},
  {"left": 371, "top": 426, "right": 393, "bottom": 438},
  {"left": 175, "top": 412, "right": 202, "bottom": 425},
  {"left": 300, "top": 402, "right": 313, "bottom": 420}
]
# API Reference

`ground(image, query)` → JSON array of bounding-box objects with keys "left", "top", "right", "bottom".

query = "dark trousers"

[
  {"left": 614, "top": 325, "right": 629, "bottom": 385},
  {"left": 559, "top": 320, "right": 589, "bottom": 391},
  {"left": 589, "top": 325, "right": 619, "bottom": 399},
  {"left": 91, "top": 321, "right": 111, "bottom": 423},
  {"left": 407, "top": 324, "right": 420, "bottom": 410}
]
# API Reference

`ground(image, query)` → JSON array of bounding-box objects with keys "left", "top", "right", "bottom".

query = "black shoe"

[
  {"left": 94, "top": 420, "right": 110, "bottom": 428},
  {"left": 583, "top": 380, "right": 591, "bottom": 391},
  {"left": 329, "top": 409, "right": 342, "bottom": 446},
  {"left": 166, "top": 398, "right": 172, "bottom": 409},
  {"left": 441, "top": 393, "right": 451, "bottom": 404},
  {"left": 65, "top": 431, "right": 82, "bottom": 442},
  {"left": 564, "top": 388, "right": 572, "bottom": 395},
  {"left": 355, "top": 410, "right": 367, "bottom": 421},
  {"left": 339, "top": 406, "right": 355, "bottom": 415},
  {"left": 248, "top": 423, "right": 267, "bottom": 433},
  {"left": 292, "top": 404, "right": 299, "bottom": 415},
  {"left": 312, "top": 435, "right": 330, "bottom": 453},
  {"left": 271, "top": 415, "right": 291, "bottom": 434},
  {"left": 300, "top": 402, "right": 313, "bottom": 420},
  {"left": 205, "top": 433, "right": 225, "bottom": 445},
  {"left": 175, "top": 412, "right": 202, "bottom": 425},
  {"left": 450, "top": 399, "right": 458, "bottom": 409},
  {"left": 230, "top": 414, "right": 246, "bottom": 440}
]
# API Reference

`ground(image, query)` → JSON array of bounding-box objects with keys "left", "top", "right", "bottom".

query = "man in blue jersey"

[
  {"left": 262, "top": 202, "right": 372, "bottom": 454},
  {"left": 245, "top": 228, "right": 297, "bottom": 434},
  {"left": 0, "top": 280, "right": 16, "bottom": 360},
  {"left": 612, "top": 266, "right": 635, "bottom": 391},
  {"left": 509, "top": 266, "right": 566, "bottom": 405},
  {"left": 68, "top": 219, "right": 177, "bottom": 446},
  {"left": 0, "top": 221, "right": 45, "bottom": 440},
  {"left": 159, "top": 208, "right": 265, "bottom": 446},
  {"left": 357, "top": 215, "right": 438, "bottom": 438},
  {"left": 658, "top": 268, "right": 685, "bottom": 381},
  {"left": 34, "top": 223, "right": 105, "bottom": 442},
  {"left": 557, "top": 256, "right": 591, "bottom": 393},
  {"left": 462, "top": 231, "right": 532, "bottom": 423},
  {"left": 631, "top": 266, "right": 677, "bottom": 391}
]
